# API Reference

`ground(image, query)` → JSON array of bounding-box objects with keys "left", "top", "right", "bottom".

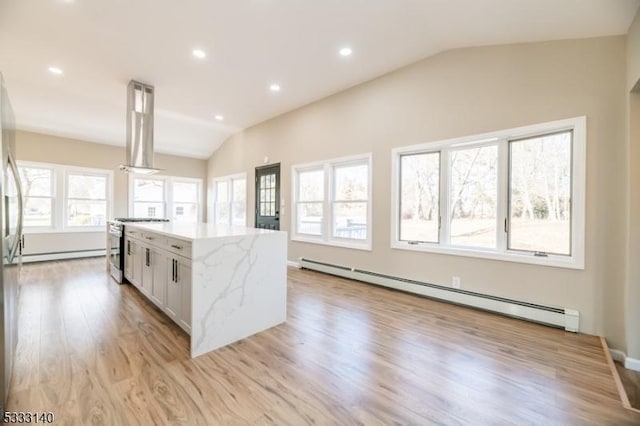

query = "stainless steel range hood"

[{"left": 119, "top": 80, "right": 161, "bottom": 174}]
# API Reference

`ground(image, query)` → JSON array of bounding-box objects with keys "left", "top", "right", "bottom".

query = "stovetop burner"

[{"left": 113, "top": 218, "right": 170, "bottom": 223}]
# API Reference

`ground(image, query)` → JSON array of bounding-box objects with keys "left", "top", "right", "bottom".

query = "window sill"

[
  {"left": 291, "top": 235, "right": 372, "bottom": 251},
  {"left": 391, "top": 241, "right": 584, "bottom": 270},
  {"left": 24, "top": 227, "right": 107, "bottom": 234}
]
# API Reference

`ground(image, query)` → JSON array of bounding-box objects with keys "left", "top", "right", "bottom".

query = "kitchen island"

[{"left": 122, "top": 222, "right": 287, "bottom": 358}]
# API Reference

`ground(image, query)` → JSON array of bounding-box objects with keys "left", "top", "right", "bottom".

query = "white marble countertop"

[{"left": 125, "top": 222, "right": 282, "bottom": 241}]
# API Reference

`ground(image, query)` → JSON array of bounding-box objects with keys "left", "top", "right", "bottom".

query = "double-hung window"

[
  {"left": 130, "top": 176, "right": 202, "bottom": 223},
  {"left": 132, "top": 178, "right": 165, "bottom": 218},
  {"left": 66, "top": 171, "right": 109, "bottom": 227},
  {"left": 172, "top": 180, "right": 200, "bottom": 223},
  {"left": 19, "top": 165, "right": 55, "bottom": 228},
  {"left": 292, "top": 153, "right": 372, "bottom": 250},
  {"left": 392, "top": 117, "right": 585, "bottom": 269},
  {"left": 211, "top": 173, "right": 247, "bottom": 226},
  {"left": 230, "top": 177, "right": 247, "bottom": 225},
  {"left": 17, "top": 161, "right": 113, "bottom": 232},
  {"left": 296, "top": 168, "right": 324, "bottom": 236}
]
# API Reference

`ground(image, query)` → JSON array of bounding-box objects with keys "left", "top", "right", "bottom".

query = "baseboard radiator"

[
  {"left": 22, "top": 249, "right": 106, "bottom": 264},
  {"left": 299, "top": 258, "right": 580, "bottom": 332}
]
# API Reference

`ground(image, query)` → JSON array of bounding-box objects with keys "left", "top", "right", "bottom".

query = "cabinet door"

[
  {"left": 149, "top": 247, "right": 167, "bottom": 307},
  {"left": 140, "top": 244, "right": 152, "bottom": 296},
  {"left": 126, "top": 238, "right": 142, "bottom": 288},
  {"left": 165, "top": 258, "right": 181, "bottom": 322},
  {"left": 132, "top": 240, "right": 143, "bottom": 288},
  {"left": 124, "top": 238, "right": 134, "bottom": 281},
  {"left": 178, "top": 261, "right": 192, "bottom": 334}
]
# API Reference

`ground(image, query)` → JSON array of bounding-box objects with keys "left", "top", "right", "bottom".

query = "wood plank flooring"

[
  {"left": 617, "top": 361, "right": 640, "bottom": 410},
  {"left": 7, "top": 257, "right": 640, "bottom": 424}
]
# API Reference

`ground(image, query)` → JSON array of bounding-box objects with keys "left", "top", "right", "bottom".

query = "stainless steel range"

[{"left": 107, "top": 218, "right": 169, "bottom": 283}]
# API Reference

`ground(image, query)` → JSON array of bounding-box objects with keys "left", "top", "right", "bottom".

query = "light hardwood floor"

[
  {"left": 617, "top": 361, "right": 640, "bottom": 410},
  {"left": 7, "top": 257, "right": 640, "bottom": 424}
]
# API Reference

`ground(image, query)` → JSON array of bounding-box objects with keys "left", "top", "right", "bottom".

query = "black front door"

[{"left": 255, "top": 164, "right": 280, "bottom": 230}]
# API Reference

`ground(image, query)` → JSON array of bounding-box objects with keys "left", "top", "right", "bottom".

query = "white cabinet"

[
  {"left": 166, "top": 255, "right": 191, "bottom": 333},
  {"left": 165, "top": 257, "right": 180, "bottom": 322},
  {"left": 126, "top": 230, "right": 191, "bottom": 335},
  {"left": 123, "top": 237, "right": 134, "bottom": 282},
  {"left": 125, "top": 238, "right": 143, "bottom": 289},
  {"left": 122, "top": 223, "right": 286, "bottom": 358},
  {"left": 149, "top": 246, "right": 167, "bottom": 308},
  {"left": 140, "top": 244, "right": 153, "bottom": 296}
]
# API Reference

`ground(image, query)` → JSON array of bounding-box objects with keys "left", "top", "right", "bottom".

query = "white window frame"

[
  {"left": 64, "top": 167, "right": 112, "bottom": 230},
  {"left": 291, "top": 153, "right": 373, "bottom": 251},
  {"left": 130, "top": 176, "right": 167, "bottom": 219},
  {"left": 210, "top": 172, "right": 247, "bottom": 226},
  {"left": 170, "top": 177, "right": 203, "bottom": 223},
  {"left": 293, "top": 166, "right": 325, "bottom": 237},
  {"left": 391, "top": 117, "right": 586, "bottom": 269},
  {"left": 128, "top": 175, "right": 203, "bottom": 223},
  {"left": 17, "top": 161, "right": 113, "bottom": 233},
  {"left": 17, "top": 163, "right": 56, "bottom": 231}
]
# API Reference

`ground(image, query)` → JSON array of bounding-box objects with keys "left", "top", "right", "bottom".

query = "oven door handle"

[{"left": 109, "top": 225, "right": 122, "bottom": 237}]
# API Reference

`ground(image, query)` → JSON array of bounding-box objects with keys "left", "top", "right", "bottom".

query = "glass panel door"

[{"left": 255, "top": 164, "right": 280, "bottom": 230}]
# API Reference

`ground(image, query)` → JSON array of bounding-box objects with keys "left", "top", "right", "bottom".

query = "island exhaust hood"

[{"left": 119, "top": 80, "right": 161, "bottom": 174}]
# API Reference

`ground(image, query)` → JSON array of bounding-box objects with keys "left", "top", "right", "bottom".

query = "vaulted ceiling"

[{"left": 0, "top": 0, "right": 638, "bottom": 159}]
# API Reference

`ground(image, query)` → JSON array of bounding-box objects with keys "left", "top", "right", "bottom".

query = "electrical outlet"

[{"left": 452, "top": 276, "right": 461, "bottom": 289}]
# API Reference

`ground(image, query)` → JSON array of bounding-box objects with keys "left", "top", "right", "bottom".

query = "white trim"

[
  {"left": 128, "top": 175, "right": 167, "bottom": 218},
  {"left": 291, "top": 152, "right": 373, "bottom": 250},
  {"left": 291, "top": 235, "right": 373, "bottom": 251},
  {"left": 625, "top": 356, "right": 640, "bottom": 372},
  {"left": 496, "top": 141, "right": 509, "bottom": 252},
  {"left": 23, "top": 228, "right": 105, "bottom": 234},
  {"left": 608, "top": 349, "right": 640, "bottom": 372},
  {"left": 22, "top": 249, "right": 105, "bottom": 263},
  {"left": 299, "top": 258, "right": 579, "bottom": 332},
  {"left": 390, "top": 241, "right": 582, "bottom": 269},
  {"left": 287, "top": 260, "right": 301, "bottom": 268},
  {"left": 129, "top": 174, "right": 203, "bottom": 223},
  {"left": 610, "top": 348, "right": 627, "bottom": 363},
  {"left": 391, "top": 116, "right": 586, "bottom": 270},
  {"left": 210, "top": 172, "right": 248, "bottom": 226},
  {"left": 63, "top": 168, "right": 113, "bottom": 231},
  {"left": 17, "top": 161, "right": 113, "bottom": 233},
  {"left": 172, "top": 176, "right": 204, "bottom": 223},
  {"left": 609, "top": 348, "right": 640, "bottom": 371},
  {"left": 18, "top": 163, "right": 56, "bottom": 231}
]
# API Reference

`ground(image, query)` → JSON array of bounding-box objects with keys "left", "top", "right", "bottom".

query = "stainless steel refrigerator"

[{"left": 0, "top": 73, "right": 23, "bottom": 414}]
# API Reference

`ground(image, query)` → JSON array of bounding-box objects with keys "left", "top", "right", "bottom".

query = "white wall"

[{"left": 208, "top": 36, "right": 628, "bottom": 348}]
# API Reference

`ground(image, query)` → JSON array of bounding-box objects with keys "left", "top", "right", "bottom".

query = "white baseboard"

[
  {"left": 287, "top": 260, "right": 301, "bottom": 268},
  {"left": 22, "top": 249, "right": 106, "bottom": 263},
  {"left": 625, "top": 356, "right": 640, "bottom": 372},
  {"left": 299, "top": 257, "right": 578, "bottom": 331},
  {"left": 608, "top": 348, "right": 640, "bottom": 372},
  {"left": 610, "top": 349, "right": 626, "bottom": 363}
]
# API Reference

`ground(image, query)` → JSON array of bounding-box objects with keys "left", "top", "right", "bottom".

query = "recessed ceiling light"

[
  {"left": 339, "top": 47, "right": 353, "bottom": 57},
  {"left": 192, "top": 49, "right": 206, "bottom": 59},
  {"left": 48, "top": 66, "right": 63, "bottom": 75},
  {"left": 269, "top": 83, "right": 281, "bottom": 92},
  {"left": 214, "top": 115, "right": 224, "bottom": 121}
]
